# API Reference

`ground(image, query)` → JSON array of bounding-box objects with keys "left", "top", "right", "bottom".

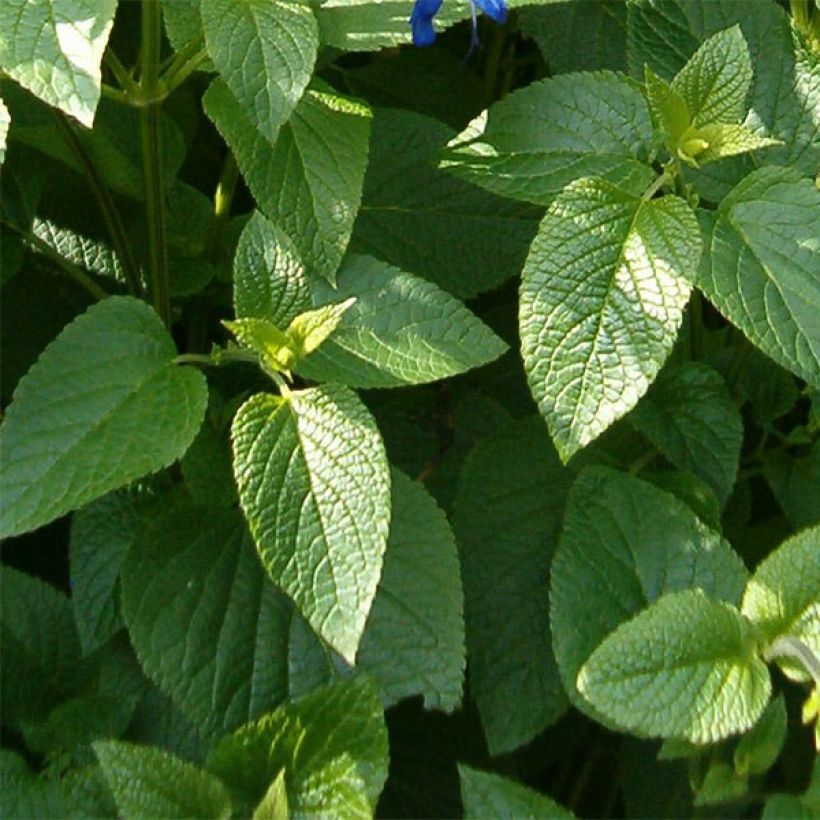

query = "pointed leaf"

[
  {"left": 551, "top": 467, "right": 749, "bottom": 722},
  {"left": 232, "top": 385, "right": 391, "bottom": 662},
  {"left": 207, "top": 678, "right": 388, "bottom": 814},
  {"left": 0, "top": 750, "right": 70, "bottom": 819},
  {"left": 459, "top": 765, "right": 574, "bottom": 820},
  {"left": 287, "top": 298, "right": 356, "bottom": 360},
  {"left": 94, "top": 740, "right": 232, "bottom": 819},
  {"left": 520, "top": 180, "right": 700, "bottom": 461},
  {"left": 234, "top": 211, "right": 311, "bottom": 325},
  {"left": 578, "top": 589, "right": 771, "bottom": 743},
  {"left": 0, "top": 0, "right": 116, "bottom": 127},
  {"left": 223, "top": 318, "right": 295, "bottom": 373},
  {"left": 630, "top": 362, "right": 742, "bottom": 503},
  {"left": 0, "top": 296, "right": 208, "bottom": 537},
  {"left": 734, "top": 694, "right": 787, "bottom": 777},
  {"left": 359, "top": 470, "right": 465, "bottom": 712},
  {"left": 298, "top": 255, "right": 507, "bottom": 388},
  {"left": 698, "top": 167, "right": 820, "bottom": 388},
  {"left": 200, "top": 0, "right": 318, "bottom": 145},
  {"left": 121, "top": 494, "right": 331, "bottom": 739},
  {"left": 253, "top": 770, "right": 288, "bottom": 820},
  {"left": 453, "top": 417, "right": 571, "bottom": 755},
  {"left": 690, "top": 123, "right": 781, "bottom": 164},
  {"left": 205, "top": 81, "right": 371, "bottom": 282}
]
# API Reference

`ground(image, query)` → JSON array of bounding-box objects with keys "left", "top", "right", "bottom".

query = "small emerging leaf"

[
  {"left": 286, "top": 298, "right": 356, "bottom": 359},
  {"left": 223, "top": 318, "right": 295, "bottom": 374}
]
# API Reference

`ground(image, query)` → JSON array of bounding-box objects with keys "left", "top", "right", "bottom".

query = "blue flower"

[{"left": 410, "top": 0, "right": 508, "bottom": 48}]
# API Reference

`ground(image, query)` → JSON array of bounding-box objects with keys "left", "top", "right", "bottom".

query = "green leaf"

[
  {"left": 180, "top": 418, "right": 237, "bottom": 509},
  {"left": 207, "top": 677, "right": 388, "bottom": 815},
  {"left": 520, "top": 179, "right": 700, "bottom": 461},
  {"left": 0, "top": 750, "right": 70, "bottom": 819},
  {"left": 578, "top": 589, "right": 771, "bottom": 743},
  {"left": 763, "top": 758, "right": 820, "bottom": 819},
  {"left": 629, "top": 362, "right": 742, "bottom": 503},
  {"left": 204, "top": 81, "right": 371, "bottom": 283},
  {"left": 459, "top": 764, "right": 574, "bottom": 820},
  {"left": 94, "top": 739, "right": 232, "bottom": 819},
  {"left": 121, "top": 493, "right": 332, "bottom": 739},
  {"left": 351, "top": 108, "right": 540, "bottom": 300},
  {"left": 0, "top": 297, "right": 208, "bottom": 537},
  {"left": 644, "top": 66, "right": 690, "bottom": 149},
  {"left": 764, "top": 442, "right": 820, "bottom": 529},
  {"left": 551, "top": 467, "right": 749, "bottom": 721},
  {"left": 452, "top": 417, "right": 571, "bottom": 755},
  {"left": 224, "top": 318, "right": 296, "bottom": 373},
  {"left": 694, "top": 761, "right": 748, "bottom": 808},
  {"left": 290, "top": 753, "right": 372, "bottom": 819},
  {"left": 233, "top": 211, "right": 311, "bottom": 326},
  {"left": 287, "top": 299, "right": 356, "bottom": 360},
  {"left": 741, "top": 525, "right": 820, "bottom": 681},
  {"left": 200, "top": 0, "right": 318, "bottom": 145},
  {"left": 231, "top": 384, "right": 390, "bottom": 663},
  {"left": 297, "top": 255, "right": 507, "bottom": 389},
  {"left": 698, "top": 167, "right": 820, "bottom": 389},
  {"left": 0, "top": 0, "right": 116, "bottom": 127},
  {"left": 686, "top": 123, "right": 781, "bottom": 165},
  {"left": 253, "top": 769, "right": 288, "bottom": 820},
  {"left": 32, "top": 217, "right": 123, "bottom": 284},
  {"left": 441, "top": 71, "right": 655, "bottom": 205},
  {"left": 358, "top": 469, "right": 465, "bottom": 712},
  {"left": 670, "top": 25, "right": 752, "bottom": 127},
  {"left": 734, "top": 693, "right": 787, "bottom": 776},
  {"left": 69, "top": 487, "right": 159, "bottom": 655},
  {"left": 1, "top": 566, "right": 82, "bottom": 726}
]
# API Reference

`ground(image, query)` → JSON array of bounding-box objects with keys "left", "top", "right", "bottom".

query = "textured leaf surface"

[
  {"left": 441, "top": 71, "right": 655, "bottom": 205},
  {"left": 352, "top": 108, "right": 539, "bottom": 299},
  {"left": 0, "top": 750, "right": 70, "bottom": 819},
  {"left": 630, "top": 362, "right": 742, "bottom": 503},
  {"left": 359, "top": 470, "right": 465, "bottom": 711},
  {"left": 578, "top": 590, "right": 771, "bottom": 743},
  {"left": 232, "top": 384, "right": 390, "bottom": 662},
  {"left": 698, "top": 167, "right": 820, "bottom": 388},
  {"left": 234, "top": 211, "right": 311, "bottom": 325},
  {"left": 459, "top": 765, "right": 574, "bottom": 820},
  {"left": 204, "top": 81, "right": 371, "bottom": 282},
  {"left": 94, "top": 740, "right": 232, "bottom": 819},
  {"left": 207, "top": 678, "right": 388, "bottom": 814},
  {"left": 298, "top": 255, "right": 507, "bottom": 388},
  {"left": 551, "top": 467, "right": 749, "bottom": 720},
  {"left": 0, "top": 0, "right": 116, "bottom": 126},
  {"left": 69, "top": 488, "right": 158, "bottom": 654},
  {"left": 520, "top": 180, "right": 700, "bottom": 461},
  {"left": 121, "top": 494, "right": 331, "bottom": 739},
  {"left": 453, "top": 417, "right": 571, "bottom": 755},
  {"left": 0, "top": 297, "right": 208, "bottom": 537},
  {"left": 741, "top": 525, "right": 820, "bottom": 681},
  {"left": 671, "top": 25, "right": 752, "bottom": 126},
  {"left": 201, "top": 0, "right": 317, "bottom": 145}
]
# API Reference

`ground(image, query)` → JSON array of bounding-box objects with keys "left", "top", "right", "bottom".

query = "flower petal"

[{"left": 474, "top": 0, "right": 508, "bottom": 24}]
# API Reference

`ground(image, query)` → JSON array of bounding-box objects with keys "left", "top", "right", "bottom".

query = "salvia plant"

[{"left": 0, "top": 0, "right": 818, "bottom": 817}]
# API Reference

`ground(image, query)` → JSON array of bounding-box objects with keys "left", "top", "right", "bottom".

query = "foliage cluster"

[{"left": 0, "top": 0, "right": 818, "bottom": 817}]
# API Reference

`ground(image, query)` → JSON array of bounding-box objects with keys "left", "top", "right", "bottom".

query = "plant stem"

[
  {"left": 641, "top": 171, "right": 672, "bottom": 201},
  {"left": 15, "top": 227, "right": 108, "bottom": 300},
  {"left": 140, "top": 0, "right": 171, "bottom": 327},
  {"left": 52, "top": 112, "right": 143, "bottom": 297},
  {"left": 104, "top": 49, "right": 140, "bottom": 95},
  {"left": 161, "top": 39, "right": 209, "bottom": 94}
]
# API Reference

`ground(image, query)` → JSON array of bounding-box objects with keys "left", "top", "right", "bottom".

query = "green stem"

[
  {"left": 104, "top": 49, "right": 140, "bottom": 95},
  {"left": 140, "top": 0, "right": 171, "bottom": 327},
  {"left": 100, "top": 83, "right": 130, "bottom": 104},
  {"left": 15, "top": 227, "right": 108, "bottom": 300},
  {"left": 629, "top": 448, "right": 657, "bottom": 474},
  {"left": 52, "top": 112, "right": 143, "bottom": 297},
  {"left": 161, "top": 40, "right": 209, "bottom": 94},
  {"left": 641, "top": 170, "right": 672, "bottom": 201}
]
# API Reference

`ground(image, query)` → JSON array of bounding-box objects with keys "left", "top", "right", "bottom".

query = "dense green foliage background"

[{"left": 0, "top": 0, "right": 818, "bottom": 817}]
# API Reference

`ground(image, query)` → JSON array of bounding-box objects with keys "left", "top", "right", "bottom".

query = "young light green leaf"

[
  {"left": 670, "top": 25, "right": 752, "bottom": 126},
  {"left": 578, "top": 589, "right": 771, "bottom": 743},
  {"left": 253, "top": 770, "right": 288, "bottom": 820},
  {"left": 520, "top": 179, "right": 700, "bottom": 461},
  {"left": 204, "top": 81, "right": 371, "bottom": 283},
  {"left": 453, "top": 417, "right": 571, "bottom": 755},
  {"left": 459, "top": 765, "right": 574, "bottom": 820},
  {"left": 441, "top": 71, "right": 655, "bottom": 205},
  {"left": 231, "top": 384, "right": 390, "bottom": 663},
  {"left": 207, "top": 678, "right": 388, "bottom": 815},
  {"left": 698, "top": 167, "right": 820, "bottom": 389},
  {"left": 287, "top": 298, "right": 356, "bottom": 360},
  {"left": 200, "top": 0, "right": 317, "bottom": 146},
  {"left": 223, "top": 318, "right": 295, "bottom": 373},
  {"left": 292, "top": 753, "right": 372, "bottom": 819},
  {"left": 121, "top": 494, "right": 331, "bottom": 739},
  {"left": 0, "top": 0, "right": 116, "bottom": 127},
  {"left": 741, "top": 525, "right": 820, "bottom": 682},
  {"left": 551, "top": 467, "right": 749, "bottom": 722},
  {"left": 644, "top": 66, "right": 690, "bottom": 149},
  {"left": 0, "top": 296, "right": 208, "bottom": 538},
  {"left": 233, "top": 211, "right": 311, "bottom": 326},
  {"left": 94, "top": 739, "right": 232, "bottom": 819},
  {"left": 686, "top": 123, "right": 781, "bottom": 165},
  {"left": 358, "top": 469, "right": 465, "bottom": 712},
  {"left": 734, "top": 694, "right": 787, "bottom": 777},
  {"left": 629, "top": 362, "right": 742, "bottom": 503},
  {"left": 298, "top": 255, "right": 508, "bottom": 388}
]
